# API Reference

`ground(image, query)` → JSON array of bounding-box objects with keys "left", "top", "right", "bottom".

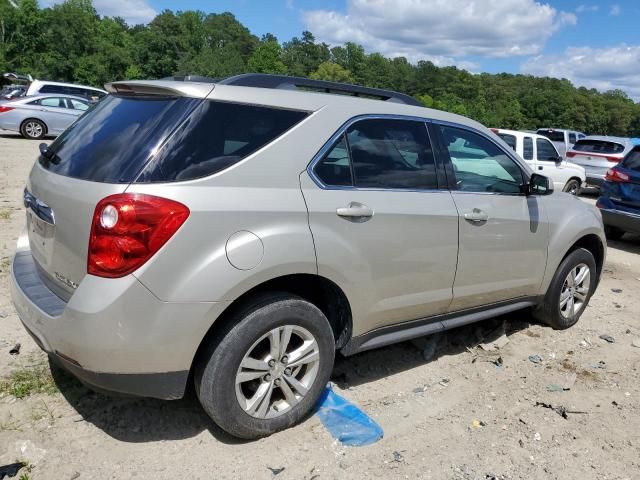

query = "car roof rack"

[
  {"left": 161, "top": 75, "right": 218, "bottom": 83},
  {"left": 217, "top": 73, "right": 422, "bottom": 107}
]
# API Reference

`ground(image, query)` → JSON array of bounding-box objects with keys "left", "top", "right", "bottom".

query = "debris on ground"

[
  {"left": 8, "top": 343, "right": 20, "bottom": 355},
  {"left": 591, "top": 361, "right": 606, "bottom": 369},
  {"left": 563, "top": 373, "right": 577, "bottom": 390},
  {"left": 492, "top": 356, "right": 503, "bottom": 368},
  {"left": 471, "top": 419, "right": 487, "bottom": 429},
  {"left": 0, "top": 311, "right": 7, "bottom": 319},
  {"left": 267, "top": 466, "right": 285, "bottom": 475},
  {"left": 528, "top": 355, "right": 543, "bottom": 364},
  {"left": 534, "top": 432, "right": 541, "bottom": 441},
  {"left": 0, "top": 463, "right": 25, "bottom": 480},
  {"left": 392, "top": 451, "right": 405, "bottom": 463},
  {"left": 546, "top": 384, "right": 564, "bottom": 392},
  {"left": 632, "top": 338, "right": 640, "bottom": 348},
  {"left": 535, "top": 401, "right": 588, "bottom": 419},
  {"left": 611, "top": 288, "right": 623, "bottom": 293},
  {"left": 599, "top": 334, "right": 615, "bottom": 343}
]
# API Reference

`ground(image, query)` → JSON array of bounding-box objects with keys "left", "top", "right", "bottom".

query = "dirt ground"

[{"left": 0, "top": 131, "right": 639, "bottom": 480}]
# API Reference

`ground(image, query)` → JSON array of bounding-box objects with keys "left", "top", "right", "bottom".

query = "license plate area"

[{"left": 26, "top": 208, "right": 56, "bottom": 265}]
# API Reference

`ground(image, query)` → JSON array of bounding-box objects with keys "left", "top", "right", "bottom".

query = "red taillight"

[
  {"left": 606, "top": 156, "right": 622, "bottom": 163},
  {"left": 605, "top": 168, "right": 629, "bottom": 183},
  {"left": 566, "top": 151, "right": 576, "bottom": 158},
  {"left": 88, "top": 193, "right": 189, "bottom": 278},
  {"left": 0, "top": 106, "right": 15, "bottom": 113}
]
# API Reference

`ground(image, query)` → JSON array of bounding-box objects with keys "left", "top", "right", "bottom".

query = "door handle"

[
  {"left": 538, "top": 166, "right": 544, "bottom": 170},
  {"left": 336, "top": 202, "right": 374, "bottom": 220},
  {"left": 463, "top": 209, "right": 488, "bottom": 223}
]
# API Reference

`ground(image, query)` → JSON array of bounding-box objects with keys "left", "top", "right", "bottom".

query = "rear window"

[
  {"left": 572, "top": 140, "right": 625, "bottom": 154},
  {"left": 40, "top": 95, "right": 308, "bottom": 183},
  {"left": 622, "top": 148, "right": 640, "bottom": 171},
  {"left": 497, "top": 133, "right": 516, "bottom": 151},
  {"left": 537, "top": 130, "right": 564, "bottom": 142}
]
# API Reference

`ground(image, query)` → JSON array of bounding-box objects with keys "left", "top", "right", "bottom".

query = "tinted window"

[
  {"left": 40, "top": 95, "right": 201, "bottom": 182},
  {"left": 39, "top": 85, "right": 65, "bottom": 94},
  {"left": 440, "top": 125, "right": 523, "bottom": 194},
  {"left": 569, "top": 133, "right": 577, "bottom": 143},
  {"left": 536, "top": 138, "right": 558, "bottom": 161},
  {"left": 344, "top": 119, "right": 437, "bottom": 190},
  {"left": 314, "top": 135, "right": 352, "bottom": 186},
  {"left": 497, "top": 133, "right": 516, "bottom": 151},
  {"left": 622, "top": 148, "right": 640, "bottom": 171},
  {"left": 39, "top": 97, "right": 65, "bottom": 108},
  {"left": 573, "top": 139, "right": 625, "bottom": 154},
  {"left": 537, "top": 130, "right": 565, "bottom": 142},
  {"left": 139, "top": 102, "right": 308, "bottom": 182},
  {"left": 523, "top": 136, "right": 533, "bottom": 160}
]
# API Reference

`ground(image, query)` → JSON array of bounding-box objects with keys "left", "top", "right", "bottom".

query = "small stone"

[
  {"left": 599, "top": 334, "right": 615, "bottom": 343},
  {"left": 632, "top": 338, "right": 640, "bottom": 348},
  {"left": 0, "top": 311, "right": 7, "bottom": 318},
  {"left": 534, "top": 432, "right": 541, "bottom": 441},
  {"left": 611, "top": 288, "right": 623, "bottom": 293}
]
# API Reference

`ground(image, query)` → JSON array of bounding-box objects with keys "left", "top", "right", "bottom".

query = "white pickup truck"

[{"left": 493, "top": 128, "right": 586, "bottom": 194}]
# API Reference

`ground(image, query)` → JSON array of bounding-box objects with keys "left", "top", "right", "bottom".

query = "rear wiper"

[{"left": 39, "top": 142, "right": 61, "bottom": 164}]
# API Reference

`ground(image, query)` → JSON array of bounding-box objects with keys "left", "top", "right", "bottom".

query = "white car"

[{"left": 493, "top": 128, "right": 586, "bottom": 194}]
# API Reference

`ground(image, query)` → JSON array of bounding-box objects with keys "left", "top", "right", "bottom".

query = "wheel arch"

[
  {"left": 191, "top": 273, "right": 353, "bottom": 374},
  {"left": 560, "top": 233, "right": 605, "bottom": 284}
]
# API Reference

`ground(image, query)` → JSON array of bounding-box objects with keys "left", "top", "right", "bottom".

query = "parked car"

[
  {"left": 566, "top": 136, "right": 635, "bottom": 188},
  {"left": 492, "top": 128, "right": 585, "bottom": 194},
  {"left": 0, "top": 85, "right": 26, "bottom": 100},
  {"left": 0, "top": 94, "right": 90, "bottom": 139},
  {"left": 11, "top": 74, "right": 606, "bottom": 439},
  {"left": 536, "top": 128, "right": 586, "bottom": 157},
  {"left": 25, "top": 80, "right": 107, "bottom": 102},
  {"left": 596, "top": 146, "right": 640, "bottom": 240}
]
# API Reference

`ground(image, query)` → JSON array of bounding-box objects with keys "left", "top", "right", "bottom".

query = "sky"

[{"left": 45, "top": 0, "right": 640, "bottom": 99}]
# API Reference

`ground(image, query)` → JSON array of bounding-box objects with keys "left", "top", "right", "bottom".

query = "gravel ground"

[{"left": 0, "top": 132, "right": 639, "bottom": 480}]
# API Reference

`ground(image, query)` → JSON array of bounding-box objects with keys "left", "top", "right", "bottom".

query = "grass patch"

[
  {"left": 0, "top": 209, "right": 11, "bottom": 220},
  {"left": 0, "top": 256, "right": 10, "bottom": 274},
  {"left": 0, "top": 364, "right": 58, "bottom": 399}
]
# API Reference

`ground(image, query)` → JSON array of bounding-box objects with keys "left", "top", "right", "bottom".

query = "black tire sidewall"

[
  {"left": 563, "top": 179, "right": 580, "bottom": 194},
  {"left": 20, "top": 119, "right": 45, "bottom": 139},
  {"left": 542, "top": 248, "right": 597, "bottom": 329},
  {"left": 196, "top": 296, "right": 335, "bottom": 439}
]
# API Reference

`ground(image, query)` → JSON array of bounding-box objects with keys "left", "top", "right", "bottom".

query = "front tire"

[
  {"left": 195, "top": 294, "right": 335, "bottom": 439},
  {"left": 562, "top": 178, "right": 581, "bottom": 195},
  {"left": 533, "top": 248, "right": 597, "bottom": 329},
  {"left": 20, "top": 119, "right": 46, "bottom": 139}
]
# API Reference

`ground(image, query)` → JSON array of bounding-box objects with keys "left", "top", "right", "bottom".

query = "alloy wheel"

[
  {"left": 559, "top": 263, "right": 590, "bottom": 319},
  {"left": 25, "top": 121, "right": 43, "bottom": 138}
]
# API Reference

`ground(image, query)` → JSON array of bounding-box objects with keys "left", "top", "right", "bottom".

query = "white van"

[{"left": 493, "top": 128, "right": 586, "bottom": 194}]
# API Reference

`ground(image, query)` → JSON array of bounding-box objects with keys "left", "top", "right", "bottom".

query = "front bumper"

[{"left": 10, "top": 245, "right": 227, "bottom": 399}]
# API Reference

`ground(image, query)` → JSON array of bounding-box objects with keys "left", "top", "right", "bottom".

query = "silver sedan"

[{"left": 0, "top": 94, "right": 90, "bottom": 139}]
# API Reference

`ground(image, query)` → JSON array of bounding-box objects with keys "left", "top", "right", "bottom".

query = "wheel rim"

[
  {"left": 566, "top": 181, "right": 579, "bottom": 195},
  {"left": 235, "top": 325, "right": 320, "bottom": 419},
  {"left": 559, "top": 263, "right": 590, "bottom": 319},
  {"left": 25, "top": 122, "right": 43, "bottom": 138}
]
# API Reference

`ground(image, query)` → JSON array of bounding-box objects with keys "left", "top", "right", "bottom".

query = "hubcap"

[
  {"left": 235, "top": 325, "right": 320, "bottom": 419},
  {"left": 559, "top": 263, "right": 590, "bottom": 319},
  {"left": 25, "top": 122, "right": 43, "bottom": 138}
]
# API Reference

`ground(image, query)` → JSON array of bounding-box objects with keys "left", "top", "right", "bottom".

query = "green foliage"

[
  {"left": 310, "top": 61, "right": 353, "bottom": 83},
  {"left": 0, "top": 0, "right": 638, "bottom": 135},
  {"left": 0, "top": 364, "right": 58, "bottom": 399}
]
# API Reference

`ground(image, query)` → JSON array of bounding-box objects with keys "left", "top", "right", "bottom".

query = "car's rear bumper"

[
  {"left": 10, "top": 240, "right": 227, "bottom": 399},
  {"left": 597, "top": 198, "right": 640, "bottom": 234}
]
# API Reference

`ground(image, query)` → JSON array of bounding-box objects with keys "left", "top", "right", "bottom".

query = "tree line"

[{"left": 1, "top": 0, "right": 639, "bottom": 136}]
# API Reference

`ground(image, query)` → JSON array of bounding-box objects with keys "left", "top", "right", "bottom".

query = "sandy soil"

[{"left": 0, "top": 131, "right": 639, "bottom": 480}]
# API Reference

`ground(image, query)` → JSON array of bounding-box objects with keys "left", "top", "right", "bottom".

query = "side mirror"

[
  {"left": 553, "top": 155, "right": 563, "bottom": 165},
  {"left": 528, "top": 173, "right": 554, "bottom": 196}
]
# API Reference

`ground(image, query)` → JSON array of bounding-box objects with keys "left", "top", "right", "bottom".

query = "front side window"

[
  {"left": 523, "top": 136, "right": 533, "bottom": 160},
  {"left": 440, "top": 125, "right": 523, "bottom": 194},
  {"left": 536, "top": 138, "right": 559, "bottom": 161},
  {"left": 39, "top": 97, "right": 65, "bottom": 108},
  {"left": 347, "top": 118, "right": 437, "bottom": 189}
]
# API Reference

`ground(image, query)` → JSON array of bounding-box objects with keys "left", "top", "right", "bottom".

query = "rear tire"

[
  {"left": 20, "top": 119, "right": 46, "bottom": 139},
  {"left": 562, "top": 178, "right": 581, "bottom": 195},
  {"left": 195, "top": 294, "right": 335, "bottom": 439},
  {"left": 604, "top": 225, "right": 625, "bottom": 241},
  {"left": 533, "top": 248, "right": 597, "bottom": 329}
]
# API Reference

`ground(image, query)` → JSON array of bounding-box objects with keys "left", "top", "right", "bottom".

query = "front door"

[
  {"left": 435, "top": 124, "right": 549, "bottom": 311},
  {"left": 301, "top": 117, "right": 459, "bottom": 336},
  {"left": 534, "top": 137, "right": 567, "bottom": 191}
]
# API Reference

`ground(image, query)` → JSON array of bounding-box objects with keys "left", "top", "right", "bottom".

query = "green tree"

[
  {"left": 309, "top": 61, "right": 353, "bottom": 83},
  {"left": 247, "top": 39, "right": 286, "bottom": 74}
]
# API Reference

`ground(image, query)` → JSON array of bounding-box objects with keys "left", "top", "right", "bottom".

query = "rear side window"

[
  {"left": 523, "top": 137, "right": 533, "bottom": 160},
  {"left": 572, "top": 140, "right": 625, "bottom": 154},
  {"left": 536, "top": 138, "right": 558, "bottom": 161},
  {"left": 139, "top": 102, "right": 308, "bottom": 182},
  {"left": 39, "top": 84, "right": 65, "bottom": 94},
  {"left": 622, "top": 148, "right": 640, "bottom": 171},
  {"left": 497, "top": 133, "right": 516, "bottom": 151},
  {"left": 569, "top": 133, "right": 577, "bottom": 143}
]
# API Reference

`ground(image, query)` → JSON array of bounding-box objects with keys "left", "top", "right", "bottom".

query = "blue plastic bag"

[{"left": 314, "top": 385, "right": 384, "bottom": 446}]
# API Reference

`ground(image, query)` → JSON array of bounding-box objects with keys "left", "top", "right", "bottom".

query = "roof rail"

[
  {"left": 160, "top": 75, "right": 218, "bottom": 83},
  {"left": 217, "top": 73, "right": 422, "bottom": 107}
]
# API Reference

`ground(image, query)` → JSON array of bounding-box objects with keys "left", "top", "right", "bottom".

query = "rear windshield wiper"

[{"left": 39, "top": 142, "right": 61, "bottom": 165}]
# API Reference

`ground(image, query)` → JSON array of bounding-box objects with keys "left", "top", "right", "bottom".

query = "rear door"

[
  {"left": 301, "top": 117, "right": 459, "bottom": 336},
  {"left": 34, "top": 97, "right": 76, "bottom": 133},
  {"left": 435, "top": 124, "right": 548, "bottom": 311}
]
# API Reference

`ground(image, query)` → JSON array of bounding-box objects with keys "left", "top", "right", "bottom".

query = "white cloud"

[
  {"left": 41, "top": 0, "right": 157, "bottom": 25},
  {"left": 302, "top": 0, "right": 576, "bottom": 64},
  {"left": 576, "top": 4, "right": 599, "bottom": 13},
  {"left": 521, "top": 45, "right": 640, "bottom": 99},
  {"left": 609, "top": 4, "right": 621, "bottom": 16}
]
